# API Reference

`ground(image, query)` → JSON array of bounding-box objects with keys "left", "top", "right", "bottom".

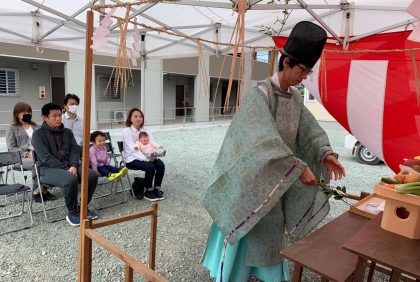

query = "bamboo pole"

[
  {"left": 268, "top": 47, "right": 276, "bottom": 76},
  {"left": 78, "top": 9, "right": 94, "bottom": 282}
]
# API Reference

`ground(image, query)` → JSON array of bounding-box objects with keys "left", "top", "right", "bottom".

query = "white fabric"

[
  {"left": 347, "top": 60, "right": 388, "bottom": 161},
  {"left": 122, "top": 125, "right": 154, "bottom": 163},
  {"left": 24, "top": 125, "right": 34, "bottom": 150},
  {"left": 24, "top": 126, "right": 33, "bottom": 139},
  {"left": 0, "top": 1, "right": 415, "bottom": 59}
]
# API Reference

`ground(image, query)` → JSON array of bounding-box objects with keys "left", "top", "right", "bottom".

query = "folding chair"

[
  {"left": 32, "top": 152, "right": 67, "bottom": 223},
  {"left": 91, "top": 138, "right": 128, "bottom": 210},
  {"left": 103, "top": 132, "right": 122, "bottom": 166},
  {"left": 117, "top": 141, "right": 139, "bottom": 196},
  {"left": 0, "top": 151, "right": 33, "bottom": 235}
]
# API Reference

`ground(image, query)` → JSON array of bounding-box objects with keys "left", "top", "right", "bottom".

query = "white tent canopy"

[{"left": 0, "top": 0, "right": 416, "bottom": 59}]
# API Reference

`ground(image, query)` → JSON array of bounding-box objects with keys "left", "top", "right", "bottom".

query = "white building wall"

[
  {"left": 144, "top": 59, "right": 163, "bottom": 125},
  {"left": 65, "top": 51, "right": 96, "bottom": 129},
  {"left": 303, "top": 90, "right": 336, "bottom": 122},
  {"left": 0, "top": 57, "right": 61, "bottom": 126},
  {"left": 194, "top": 54, "right": 210, "bottom": 122},
  {"left": 162, "top": 76, "right": 176, "bottom": 121},
  {"left": 94, "top": 66, "right": 141, "bottom": 126}
]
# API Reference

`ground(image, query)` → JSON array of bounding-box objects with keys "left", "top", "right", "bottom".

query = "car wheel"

[{"left": 355, "top": 145, "right": 381, "bottom": 165}]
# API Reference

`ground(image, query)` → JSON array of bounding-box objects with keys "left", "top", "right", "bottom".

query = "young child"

[
  {"left": 134, "top": 131, "right": 166, "bottom": 161},
  {"left": 89, "top": 131, "right": 128, "bottom": 181}
]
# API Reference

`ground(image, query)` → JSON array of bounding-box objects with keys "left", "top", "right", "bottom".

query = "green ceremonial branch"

[{"left": 317, "top": 180, "right": 352, "bottom": 206}]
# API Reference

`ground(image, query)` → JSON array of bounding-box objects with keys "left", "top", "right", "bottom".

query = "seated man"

[
  {"left": 32, "top": 103, "right": 98, "bottom": 227},
  {"left": 62, "top": 93, "right": 83, "bottom": 146}
]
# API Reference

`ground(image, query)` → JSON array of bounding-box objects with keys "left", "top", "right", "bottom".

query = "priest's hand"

[
  {"left": 299, "top": 167, "right": 317, "bottom": 186},
  {"left": 323, "top": 154, "right": 346, "bottom": 181}
]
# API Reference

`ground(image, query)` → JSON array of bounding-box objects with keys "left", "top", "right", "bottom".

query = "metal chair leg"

[{"left": 92, "top": 177, "right": 128, "bottom": 210}]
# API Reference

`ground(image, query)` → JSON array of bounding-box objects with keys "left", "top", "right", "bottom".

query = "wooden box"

[
  {"left": 350, "top": 194, "right": 385, "bottom": 219},
  {"left": 374, "top": 182, "right": 420, "bottom": 239}
]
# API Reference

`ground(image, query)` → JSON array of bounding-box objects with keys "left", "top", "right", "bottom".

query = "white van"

[{"left": 344, "top": 134, "right": 381, "bottom": 165}]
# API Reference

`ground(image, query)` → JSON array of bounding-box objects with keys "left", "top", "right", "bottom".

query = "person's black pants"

[
  {"left": 40, "top": 166, "right": 98, "bottom": 212},
  {"left": 126, "top": 159, "right": 165, "bottom": 188}
]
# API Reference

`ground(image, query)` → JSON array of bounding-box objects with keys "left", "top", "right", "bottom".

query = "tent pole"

[
  {"left": 140, "top": 33, "right": 146, "bottom": 111},
  {"left": 78, "top": 9, "right": 94, "bottom": 282}
]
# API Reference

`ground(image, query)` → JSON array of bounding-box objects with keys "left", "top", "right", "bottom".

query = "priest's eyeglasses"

[{"left": 297, "top": 64, "right": 313, "bottom": 75}]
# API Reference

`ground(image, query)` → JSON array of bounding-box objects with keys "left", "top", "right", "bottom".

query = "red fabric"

[{"left": 273, "top": 31, "right": 420, "bottom": 173}]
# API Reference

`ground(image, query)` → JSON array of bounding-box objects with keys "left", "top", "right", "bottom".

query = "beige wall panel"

[
  {"left": 163, "top": 57, "right": 198, "bottom": 75},
  {"left": 0, "top": 42, "right": 69, "bottom": 61}
]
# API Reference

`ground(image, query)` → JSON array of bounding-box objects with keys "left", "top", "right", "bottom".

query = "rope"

[
  {"left": 93, "top": 7, "right": 274, "bottom": 50},
  {"left": 325, "top": 47, "right": 420, "bottom": 54}
]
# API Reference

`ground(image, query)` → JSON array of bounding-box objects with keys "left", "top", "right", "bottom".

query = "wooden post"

[
  {"left": 149, "top": 202, "right": 158, "bottom": 270},
  {"left": 78, "top": 9, "right": 94, "bottom": 282},
  {"left": 125, "top": 265, "right": 133, "bottom": 282},
  {"left": 292, "top": 262, "right": 303, "bottom": 282},
  {"left": 81, "top": 219, "right": 93, "bottom": 282}
]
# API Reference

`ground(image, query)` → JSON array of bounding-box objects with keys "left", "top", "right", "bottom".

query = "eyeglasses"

[{"left": 296, "top": 64, "right": 313, "bottom": 75}]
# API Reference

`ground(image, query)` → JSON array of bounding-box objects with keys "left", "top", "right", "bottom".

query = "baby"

[{"left": 134, "top": 131, "right": 166, "bottom": 161}]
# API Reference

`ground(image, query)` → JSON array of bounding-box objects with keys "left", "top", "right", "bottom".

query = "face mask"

[
  {"left": 22, "top": 114, "right": 32, "bottom": 123},
  {"left": 67, "top": 105, "right": 79, "bottom": 114}
]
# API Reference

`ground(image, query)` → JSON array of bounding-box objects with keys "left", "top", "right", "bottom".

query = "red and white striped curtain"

[{"left": 273, "top": 31, "right": 420, "bottom": 173}]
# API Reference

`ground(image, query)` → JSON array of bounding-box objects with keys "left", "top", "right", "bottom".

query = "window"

[
  {"left": 96, "top": 75, "right": 121, "bottom": 101},
  {"left": 255, "top": 51, "right": 270, "bottom": 63},
  {"left": 0, "top": 68, "right": 19, "bottom": 96}
]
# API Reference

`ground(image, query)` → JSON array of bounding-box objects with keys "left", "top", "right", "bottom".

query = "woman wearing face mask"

[
  {"left": 6, "top": 102, "right": 56, "bottom": 202},
  {"left": 62, "top": 93, "right": 83, "bottom": 146}
]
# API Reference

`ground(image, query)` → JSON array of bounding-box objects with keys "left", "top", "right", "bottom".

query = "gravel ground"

[{"left": 0, "top": 121, "right": 394, "bottom": 282}]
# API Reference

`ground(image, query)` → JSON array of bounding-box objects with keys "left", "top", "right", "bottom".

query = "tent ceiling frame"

[
  {"left": 249, "top": 0, "right": 264, "bottom": 7},
  {"left": 348, "top": 18, "right": 419, "bottom": 43},
  {"left": 219, "top": 8, "right": 342, "bottom": 53},
  {"left": 168, "top": 0, "right": 232, "bottom": 9},
  {"left": 147, "top": 26, "right": 215, "bottom": 55},
  {"left": 296, "top": 0, "right": 343, "bottom": 44},
  {"left": 224, "top": 24, "right": 273, "bottom": 34},
  {"left": 147, "top": 32, "right": 214, "bottom": 50},
  {"left": 141, "top": 13, "right": 216, "bottom": 52},
  {"left": 1, "top": 1, "right": 415, "bottom": 58},
  {"left": 33, "top": 14, "right": 88, "bottom": 42},
  {"left": 169, "top": 24, "right": 214, "bottom": 30},
  {"left": 38, "top": 0, "right": 96, "bottom": 42},
  {"left": 108, "top": 1, "right": 157, "bottom": 31},
  {"left": 21, "top": 0, "right": 86, "bottom": 28},
  {"left": 147, "top": 32, "right": 208, "bottom": 47},
  {"left": 112, "top": 0, "right": 216, "bottom": 53},
  {"left": 160, "top": 1, "right": 407, "bottom": 11},
  {"left": 0, "top": 26, "right": 33, "bottom": 41},
  {"left": 0, "top": 12, "right": 31, "bottom": 17}
]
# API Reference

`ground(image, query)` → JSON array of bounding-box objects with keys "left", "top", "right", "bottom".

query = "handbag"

[{"left": 131, "top": 177, "right": 144, "bottom": 199}]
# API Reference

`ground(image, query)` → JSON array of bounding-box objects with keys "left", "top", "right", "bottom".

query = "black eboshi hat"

[{"left": 282, "top": 21, "right": 327, "bottom": 68}]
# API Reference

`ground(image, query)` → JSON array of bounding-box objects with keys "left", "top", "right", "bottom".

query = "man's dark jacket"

[{"left": 32, "top": 122, "right": 80, "bottom": 174}]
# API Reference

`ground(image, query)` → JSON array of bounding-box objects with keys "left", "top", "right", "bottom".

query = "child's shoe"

[
  {"left": 119, "top": 166, "right": 128, "bottom": 177},
  {"left": 107, "top": 173, "right": 120, "bottom": 182}
]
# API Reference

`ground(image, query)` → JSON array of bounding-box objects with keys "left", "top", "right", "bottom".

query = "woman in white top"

[
  {"left": 122, "top": 108, "right": 165, "bottom": 202},
  {"left": 6, "top": 102, "right": 55, "bottom": 202}
]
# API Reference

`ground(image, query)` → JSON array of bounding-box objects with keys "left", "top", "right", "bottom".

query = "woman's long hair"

[
  {"left": 12, "top": 102, "right": 36, "bottom": 126},
  {"left": 125, "top": 108, "right": 144, "bottom": 128}
]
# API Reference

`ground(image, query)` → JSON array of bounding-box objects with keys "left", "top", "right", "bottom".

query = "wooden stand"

[
  {"left": 374, "top": 182, "right": 420, "bottom": 239},
  {"left": 281, "top": 212, "right": 369, "bottom": 281},
  {"left": 343, "top": 213, "right": 420, "bottom": 282}
]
